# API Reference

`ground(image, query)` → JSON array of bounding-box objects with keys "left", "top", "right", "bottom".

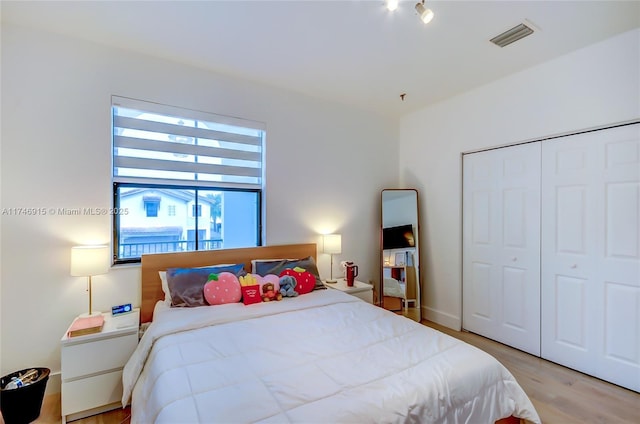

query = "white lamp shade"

[
  {"left": 70, "top": 245, "right": 110, "bottom": 276},
  {"left": 323, "top": 234, "right": 342, "bottom": 255}
]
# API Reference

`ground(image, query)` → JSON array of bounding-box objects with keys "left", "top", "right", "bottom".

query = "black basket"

[{"left": 0, "top": 368, "right": 50, "bottom": 424}]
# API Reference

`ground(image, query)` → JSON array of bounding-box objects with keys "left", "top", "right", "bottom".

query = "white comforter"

[
  {"left": 123, "top": 290, "right": 540, "bottom": 424},
  {"left": 383, "top": 277, "right": 405, "bottom": 298}
]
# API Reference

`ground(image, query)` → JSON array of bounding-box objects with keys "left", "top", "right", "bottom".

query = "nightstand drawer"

[
  {"left": 62, "top": 333, "right": 137, "bottom": 380},
  {"left": 353, "top": 290, "right": 373, "bottom": 304},
  {"left": 62, "top": 370, "right": 122, "bottom": 415},
  {"left": 324, "top": 280, "right": 373, "bottom": 304}
]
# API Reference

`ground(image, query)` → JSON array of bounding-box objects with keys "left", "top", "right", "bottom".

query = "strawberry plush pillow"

[
  {"left": 203, "top": 272, "right": 242, "bottom": 305},
  {"left": 279, "top": 266, "right": 316, "bottom": 295}
]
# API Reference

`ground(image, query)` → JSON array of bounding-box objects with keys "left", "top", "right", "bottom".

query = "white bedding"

[
  {"left": 383, "top": 277, "right": 405, "bottom": 298},
  {"left": 123, "top": 290, "right": 540, "bottom": 423}
]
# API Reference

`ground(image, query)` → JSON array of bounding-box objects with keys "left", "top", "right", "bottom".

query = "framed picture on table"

[{"left": 394, "top": 252, "right": 405, "bottom": 266}]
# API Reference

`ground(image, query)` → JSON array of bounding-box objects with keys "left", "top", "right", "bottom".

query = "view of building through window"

[{"left": 114, "top": 186, "right": 259, "bottom": 260}]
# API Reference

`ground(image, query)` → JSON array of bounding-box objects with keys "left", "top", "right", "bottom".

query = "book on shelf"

[{"left": 68, "top": 315, "right": 104, "bottom": 337}]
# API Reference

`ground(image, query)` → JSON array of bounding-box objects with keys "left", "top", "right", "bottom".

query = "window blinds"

[{"left": 112, "top": 96, "right": 264, "bottom": 189}]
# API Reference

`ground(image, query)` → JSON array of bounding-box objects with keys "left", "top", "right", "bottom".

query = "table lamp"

[
  {"left": 323, "top": 234, "right": 342, "bottom": 283},
  {"left": 70, "top": 245, "right": 110, "bottom": 317}
]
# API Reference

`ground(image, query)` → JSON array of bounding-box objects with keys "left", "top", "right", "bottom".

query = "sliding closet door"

[
  {"left": 541, "top": 123, "right": 640, "bottom": 392},
  {"left": 463, "top": 142, "right": 541, "bottom": 356}
]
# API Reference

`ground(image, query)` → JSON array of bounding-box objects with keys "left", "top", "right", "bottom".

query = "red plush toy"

[{"left": 279, "top": 266, "right": 315, "bottom": 295}]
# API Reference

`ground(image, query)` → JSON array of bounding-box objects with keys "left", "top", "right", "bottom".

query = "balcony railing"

[{"left": 119, "top": 239, "right": 223, "bottom": 258}]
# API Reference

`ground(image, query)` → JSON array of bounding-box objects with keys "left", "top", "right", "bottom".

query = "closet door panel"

[
  {"left": 464, "top": 152, "right": 501, "bottom": 337},
  {"left": 542, "top": 133, "right": 599, "bottom": 374},
  {"left": 502, "top": 266, "right": 527, "bottom": 331},
  {"left": 542, "top": 124, "right": 640, "bottom": 392},
  {"left": 605, "top": 182, "right": 639, "bottom": 265},
  {"left": 556, "top": 186, "right": 587, "bottom": 254},
  {"left": 463, "top": 143, "right": 541, "bottom": 356},
  {"left": 500, "top": 144, "right": 541, "bottom": 357},
  {"left": 598, "top": 125, "right": 640, "bottom": 391},
  {"left": 554, "top": 275, "right": 588, "bottom": 351},
  {"left": 470, "top": 262, "right": 493, "bottom": 320},
  {"left": 605, "top": 282, "right": 639, "bottom": 363}
]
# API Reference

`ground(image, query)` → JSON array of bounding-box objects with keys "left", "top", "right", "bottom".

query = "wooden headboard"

[{"left": 140, "top": 243, "right": 317, "bottom": 323}]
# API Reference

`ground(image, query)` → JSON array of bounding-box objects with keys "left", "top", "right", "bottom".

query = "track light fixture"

[
  {"left": 386, "top": 0, "right": 399, "bottom": 12},
  {"left": 415, "top": 1, "right": 434, "bottom": 24},
  {"left": 386, "top": 0, "right": 434, "bottom": 25}
]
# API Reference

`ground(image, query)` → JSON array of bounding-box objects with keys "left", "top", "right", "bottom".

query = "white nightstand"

[
  {"left": 60, "top": 309, "right": 139, "bottom": 423},
  {"left": 324, "top": 279, "right": 373, "bottom": 303}
]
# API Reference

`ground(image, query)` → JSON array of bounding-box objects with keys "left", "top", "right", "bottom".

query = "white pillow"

[{"left": 159, "top": 271, "right": 170, "bottom": 303}]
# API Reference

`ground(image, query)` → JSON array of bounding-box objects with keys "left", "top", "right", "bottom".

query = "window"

[
  {"left": 191, "top": 204, "right": 202, "bottom": 217},
  {"left": 112, "top": 96, "right": 264, "bottom": 263},
  {"left": 143, "top": 196, "right": 160, "bottom": 217}
]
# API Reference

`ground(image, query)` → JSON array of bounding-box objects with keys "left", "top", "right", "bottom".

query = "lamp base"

[{"left": 325, "top": 279, "right": 338, "bottom": 284}]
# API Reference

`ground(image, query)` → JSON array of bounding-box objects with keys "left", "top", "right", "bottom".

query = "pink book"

[{"left": 68, "top": 315, "right": 105, "bottom": 337}]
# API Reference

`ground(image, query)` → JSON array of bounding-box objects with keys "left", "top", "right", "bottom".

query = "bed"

[
  {"left": 122, "top": 243, "right": 541, "bottom": 423},
  {"left": 383, "top": 277, "right": 406, "bottom": 311}
]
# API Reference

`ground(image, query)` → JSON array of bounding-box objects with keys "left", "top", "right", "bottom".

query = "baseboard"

[
  {"left": 422, "top": 306, "right": 461, "bottom": 331},
  {"left": 45, "top": 371, "right": 61, "bottom": 395}
]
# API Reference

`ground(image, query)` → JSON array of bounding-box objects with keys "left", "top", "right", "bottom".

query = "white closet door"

[
  {"left": 463, "top": 142, "right": 541, "bottom": 356},
  {"left": 541, "top": 124, "right": 640, "bottom": 392}
]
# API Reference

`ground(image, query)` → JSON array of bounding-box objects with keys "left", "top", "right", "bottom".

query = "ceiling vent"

[{"left": 490, "top": 23, "right": 534, "bottom": 47}]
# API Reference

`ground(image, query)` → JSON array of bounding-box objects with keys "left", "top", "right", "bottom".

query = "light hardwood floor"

[
  {"left": 424, "top": 321, "right": 640, "bottom": 424},
  {"left": 8, "top": 320, "right": 639, "bottom": 424}
]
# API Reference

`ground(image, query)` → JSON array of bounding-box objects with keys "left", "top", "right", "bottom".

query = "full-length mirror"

[{"left": 381, "top": 189, "right": 421, "bottom": 322}]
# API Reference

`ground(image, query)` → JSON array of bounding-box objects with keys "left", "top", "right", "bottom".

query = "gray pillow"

[
  {"left": 254, "top": 256, "right": 326, "bottom": 291},
  {"left": 167, "top": 264, "right": 246, "bottom": 307}
]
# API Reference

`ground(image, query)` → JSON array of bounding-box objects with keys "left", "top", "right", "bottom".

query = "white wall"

[
  {"left": 400, "top": 28, "right": 640, "bottom": 330},
  {"left": 0, "top": 23, "right": 399, "bottom": 390}
]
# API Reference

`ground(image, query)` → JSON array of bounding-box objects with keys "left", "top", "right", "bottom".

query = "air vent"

[{"left": 490, "top": 23, "right": 534, "bottom": 48}]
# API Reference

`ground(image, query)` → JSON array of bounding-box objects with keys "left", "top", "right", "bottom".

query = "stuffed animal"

[
  {"left": 261, "top": 282, "right": 282, "bottom": 302},
  {"left": 261, "top": 274, "right": 280, "bottom": 293},
  {"left": 280, "top": 267, "right": 315, "bottom": 295},
  {"left": 279, "top": 275, "right": 299, "bottom": 297}
]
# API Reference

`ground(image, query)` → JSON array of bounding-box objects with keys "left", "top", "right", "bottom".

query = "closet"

[{"left": 462, "top": 122, "right": 639, "bottom": 392}]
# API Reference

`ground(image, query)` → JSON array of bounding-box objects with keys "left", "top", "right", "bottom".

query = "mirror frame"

[{"left": 380, "top": 189, "right": 421, "bottom": 322}]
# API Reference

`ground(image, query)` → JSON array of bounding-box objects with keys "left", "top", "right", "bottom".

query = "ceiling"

[{"left": 2, "top": 1, "right": 639, "bottom": 118}]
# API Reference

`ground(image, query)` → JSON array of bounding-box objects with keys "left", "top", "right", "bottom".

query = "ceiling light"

[
  {"left": 386, "top": 0, "right": 399, "bottom": 12},
  {"left": 490, "top": 23, "right": 534, "bottom": 47},
  {"left": 415, "top": 1, "right": 434, "bottom": 24}
]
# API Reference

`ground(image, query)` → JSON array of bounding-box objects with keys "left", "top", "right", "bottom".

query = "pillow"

[
  {"left": 254, "top": 256, "right": 325, "bottom": 292},
  {"left": 279, "top": 267, "right": 316, "bottom": 295},
  {"left": 159, "top": 271, "right": 170, "bottom": 303},
  {"left": 166, "top": 264, "right": 246, "bottom": 307},
  {"left": 159, "top": 263, "right": 237, "bottom": 303},
  {"left": 203, "top": 272, "right": 242, "bottom": 305},
  {"left": 251, "top": 258, "right": 295, "bottom": 274}
]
